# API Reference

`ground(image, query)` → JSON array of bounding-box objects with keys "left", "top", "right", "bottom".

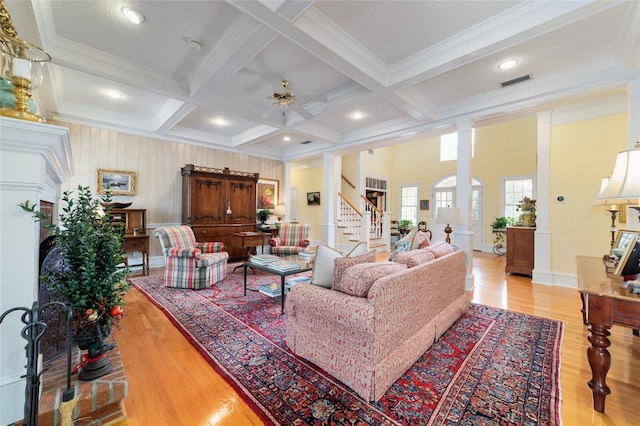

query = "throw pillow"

[
  {"left": 310, "top": 245, "right": 344, "bottom": 288},
  {"left": 410, "top": 230, "right": 431, "bottom": 250},
  {"left": 332, "top": 251, "right": 377, "bottom": 291},
  {"left": 394, "top": 248, "right": 435, "bottom": 268},
  {"left": 426, "top": 241, "right": 455, "bottom": 258},
  {"left": 389, "top": 232, "right": 414, "bottom": 261},
  {"left": 336, "top": 262, "right": 407, "bottom": 297}
]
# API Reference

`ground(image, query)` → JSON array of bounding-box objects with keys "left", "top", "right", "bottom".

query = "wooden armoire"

[{"left": 181, "top": 164, "right": 259, "bottom": 260}]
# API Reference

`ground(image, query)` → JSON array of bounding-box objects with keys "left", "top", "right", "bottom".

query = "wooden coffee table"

[{"left": 243, "top": 255, "right": 313, "bottom": 314}]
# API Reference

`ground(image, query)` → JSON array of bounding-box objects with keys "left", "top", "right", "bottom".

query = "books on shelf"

[
  {"left": 250, "top": 254, "right": 280, "bottom": 265},
  {"left": 268, "top": 260, "right": 301, "bottom": 272},
  {"left": 258, "top": 282, "right": 281, "bottom": 297}
]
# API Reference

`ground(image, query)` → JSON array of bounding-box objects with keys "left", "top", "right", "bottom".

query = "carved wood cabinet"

[
  {"left": 505, "top": 226, "right": 535, "bottom": 276},
  {"left": 181, "top": 164, "right": 259, "bottom": 260}
]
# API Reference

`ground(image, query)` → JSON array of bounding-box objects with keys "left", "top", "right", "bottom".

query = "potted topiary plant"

[
  {"left": 19, "top": 185, "right": 131, "bottom": 380},
  {"left": 257, "top": 209, "right": 272, "bottom": 224}
]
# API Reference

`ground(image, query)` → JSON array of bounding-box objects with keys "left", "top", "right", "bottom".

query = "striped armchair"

[
  {"left": 153, "top": 225, "right": 229, "bottom": 289},
  {"left": 269, "top": 223, "right": 311, "bottom": 255}
]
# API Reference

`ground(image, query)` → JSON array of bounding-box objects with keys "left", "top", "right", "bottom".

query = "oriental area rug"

[{"left": 129, "top": 270, "right": 563, "bottom": 425}]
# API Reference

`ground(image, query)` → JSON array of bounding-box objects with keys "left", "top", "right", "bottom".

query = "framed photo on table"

[
  {"left": 96, "top": 169, "right": 136, "bottom": 196},
  {"left": 257, "top": 178, "right": 278, "bottom": 209}
]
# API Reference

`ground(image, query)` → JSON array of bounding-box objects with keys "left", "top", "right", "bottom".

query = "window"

[
  {"left": 439, "top": 130, "right": 476, "bottom": 161},
  {"left": 503, "top": 177, "right": 534, "bottom": 220},
  {"left": 399, "top": 185, "right": 418, "bottom": 224}
]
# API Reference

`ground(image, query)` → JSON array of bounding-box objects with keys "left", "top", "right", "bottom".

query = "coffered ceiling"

[{"left": 6, "top": 0, "right": 639, "bottom": 161}]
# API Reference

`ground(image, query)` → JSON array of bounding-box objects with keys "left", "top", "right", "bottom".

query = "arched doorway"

[{"left": 432, "top": 175, "right": 484, "bottom": 248}]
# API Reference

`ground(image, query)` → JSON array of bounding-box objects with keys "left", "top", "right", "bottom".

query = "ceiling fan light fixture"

[{"left": 121, "top": 6, "right": 145, "bottom": 24}]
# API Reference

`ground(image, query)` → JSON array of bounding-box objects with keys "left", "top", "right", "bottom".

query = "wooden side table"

[
  {"left": 122, "top": 235, "right": 149, "bottom": 275},
  {"left": 576, "top": 256, "right": 640, "bottom": 413},
  {"left": 231, "top": 232, "right": 270, "bottom": 272}
]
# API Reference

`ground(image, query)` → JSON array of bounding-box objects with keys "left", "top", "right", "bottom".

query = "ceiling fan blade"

[
  {"left": 293, "top": 104, "right": 314, "bottom": 119},
  {"left": 295, "top": 94, "right": 327, "bottom": 103}
]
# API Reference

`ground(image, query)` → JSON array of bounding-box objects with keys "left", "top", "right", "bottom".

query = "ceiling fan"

[{"left": 268, "top": 80, "right": 297, "bottom": 107}]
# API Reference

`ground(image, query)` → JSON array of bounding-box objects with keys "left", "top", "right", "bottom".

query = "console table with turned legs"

[{"left": 576, "top": 256, "right": 640, "bottom": 413}]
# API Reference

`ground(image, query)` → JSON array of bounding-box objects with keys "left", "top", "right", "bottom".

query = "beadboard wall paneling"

[{"left": 54, "top": 121, "right": 283, "bottom": 256}]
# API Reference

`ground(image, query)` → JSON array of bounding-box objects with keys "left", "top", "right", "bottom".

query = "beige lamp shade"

[
  {"left": 594, "top": 148, "right": 640, "bottom": 206},
  {"left": 435, "top": 207, "right": 462, "bottom": 225},
  {"left": 273, "top": 204, "right": 286, "bottom": 221}
]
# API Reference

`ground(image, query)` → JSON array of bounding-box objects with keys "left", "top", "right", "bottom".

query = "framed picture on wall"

[
  {"left": 257, "top": 178, "right": 278, "bottom": 209},
  {"left": 420, "top": 199, "right": 429, "bottom": 210},
  {"left": 96, "top": 169, "right": 136, "bottom": 196},
  {"left": 307, "top": 192, "right": 320, "bottom": 206}
]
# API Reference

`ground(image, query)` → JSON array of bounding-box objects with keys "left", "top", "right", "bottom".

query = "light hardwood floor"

[{"left": 114, "top": 252, "right": 640, "bottom": 425}]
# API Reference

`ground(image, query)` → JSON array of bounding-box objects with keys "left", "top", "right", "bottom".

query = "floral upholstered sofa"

[{"left": 285, "top": 241, "right": 469, "bottom": 401}]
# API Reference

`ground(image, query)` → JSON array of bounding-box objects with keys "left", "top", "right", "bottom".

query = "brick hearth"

[{"left": 18, "top": 340, "right": 128, "bottom": 425}]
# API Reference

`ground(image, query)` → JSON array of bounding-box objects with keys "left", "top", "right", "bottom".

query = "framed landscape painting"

[
  {"left": 257, "top": 178, "right": 278, "bottom": 209},
  {"left": 97, "top": 169, "right": 136, "bottom": 196}
]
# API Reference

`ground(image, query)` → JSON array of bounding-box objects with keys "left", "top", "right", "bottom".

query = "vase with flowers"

[
  {"left": 20, "top": 186, "right": 131, "bottom": 380},
  {"left": 517, "top": 197, "right": 537, "bottom": 227}
]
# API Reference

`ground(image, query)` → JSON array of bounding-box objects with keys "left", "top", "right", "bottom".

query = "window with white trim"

[
  {"left": 503, "top": 177, "right": 534, "bottom": 220},
  {"left": 439, "top": 130, "right": 476, "bottom": 161},
  {"left": 399, "top": 185, "right": 418, "bottom": 225}
]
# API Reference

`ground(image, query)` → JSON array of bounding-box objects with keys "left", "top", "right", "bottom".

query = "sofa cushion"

[
  {"left": 389, "top": 232, "right": 414, "bottom": 261},
  {"left": 410, "top": 230, "right": 431, "bottom": 250},
  {"left": 335, "top": 261, "right": 406, "bottom": 297},
  {"left": 332, "top": 251, "right": 377, "bottom": 291},
  {"left": 311, "top": 243, "right": 373, "bottom": 288},
  {"left": 394, "top": 248, "right": 436, "bottom": 268},
  {"left": 426, "top": 241, "right": 454, "bottom": 258}
]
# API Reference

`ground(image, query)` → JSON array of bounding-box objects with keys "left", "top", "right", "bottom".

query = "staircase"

[{"left": 337, "top": 193, "right": 389, "bottom": 252}]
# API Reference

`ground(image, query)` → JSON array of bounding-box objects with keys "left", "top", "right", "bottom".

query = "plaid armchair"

[
  {"left": 269, "top": 223, "right": 311, "bottom": 255},
  {"left": 153, "top": 225, "right": 229, "bottom": 289}
]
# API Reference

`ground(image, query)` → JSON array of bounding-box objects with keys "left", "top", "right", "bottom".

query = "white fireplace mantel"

[{"left": 0, "top": 117, "right": 73, "bottom": 424}]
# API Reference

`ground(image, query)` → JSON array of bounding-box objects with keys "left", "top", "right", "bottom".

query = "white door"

[
  {"left": 432, "top": 176, "right": 484, "bottom": 248},
  {"left": 290, "top": 186, "right": 298, "bottom": 222}
]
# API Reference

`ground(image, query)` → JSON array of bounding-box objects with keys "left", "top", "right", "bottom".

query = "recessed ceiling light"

[
  {"left": 283, "top": 136, "right": 291, "bottom": 141},
  {"left": 498, "top": 59, "right": 519, "bottom": 70},
  {"left": 350, "top": 111, "right": 365, "bottom": 119},
  {"left": 121, "top": 6, "right": 145, "bottom": 24},
  {"left": 104, "top": 89, "right": 123, "bottom": 99},
  {"left": 212, "top": 118, "right": 227, "bottom": 126}
]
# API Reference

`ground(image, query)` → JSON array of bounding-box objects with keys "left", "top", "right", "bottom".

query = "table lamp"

[
  {"left": 273, "top": 205, "right": 286, "bottom": 222},
  {"left": 436, "top": 206, "right": 461, "bottom": 244},
  {"left": 594, "top": 146, "right": 640, "bottom": 235}
]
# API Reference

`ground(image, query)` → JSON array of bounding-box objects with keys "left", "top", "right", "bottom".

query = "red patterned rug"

[{"left": 129, "top": 269, "right": 563, "bottom": 425}]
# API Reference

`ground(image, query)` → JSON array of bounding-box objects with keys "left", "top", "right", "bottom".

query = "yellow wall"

[
  {"left": 473, "top": 116, "right": 538, "bottom": 240},
  {"left": 550, "top": 113, "right": 628, "bottom": 274}
]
